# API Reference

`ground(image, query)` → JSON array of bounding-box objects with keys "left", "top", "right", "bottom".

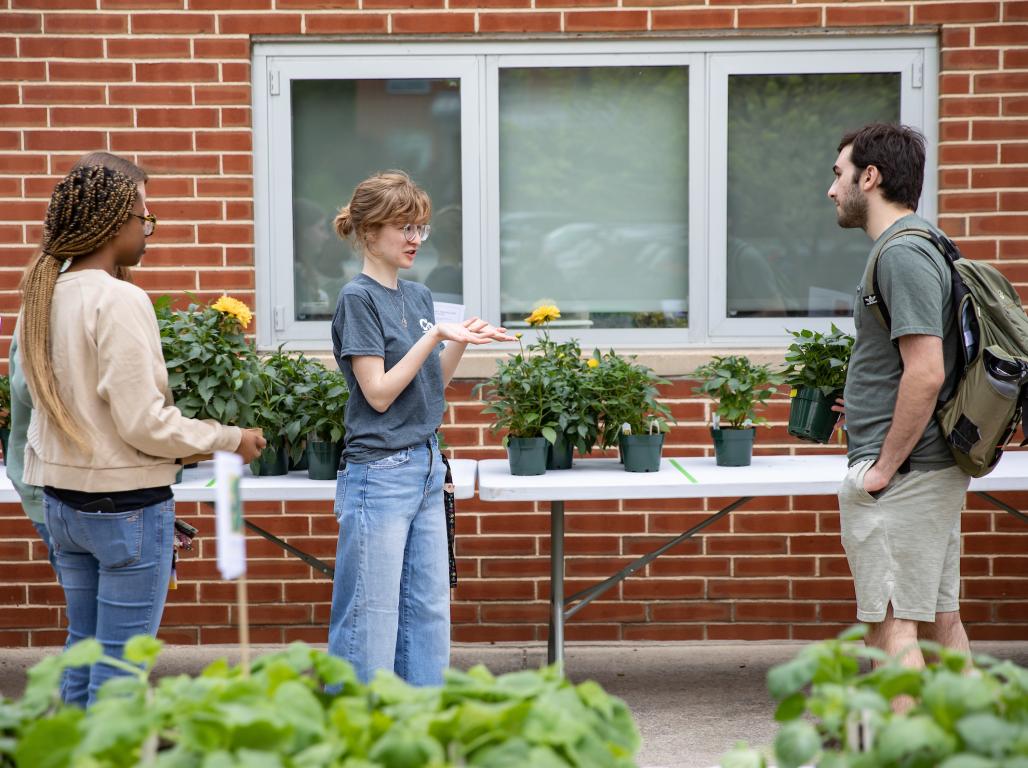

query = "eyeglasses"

[
  {"left": 129, "top": 213, "right": 157, "bottom": 237},
  {"left": 401, "top": 223, "right": 431, "bottom": 243}
]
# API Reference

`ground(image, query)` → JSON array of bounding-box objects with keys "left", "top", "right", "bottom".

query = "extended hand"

[
  {"left": 462, "top": 317, "right": 516, "bottom": 342},
  {"left": 832, "top": 397, "right": 846, "bottom": 428},
  {"left": 863, "top": 462, "right": 891, "bottom": 496},
  {"left": 236, "top": 428, "right": 267, "bottom": 463}
]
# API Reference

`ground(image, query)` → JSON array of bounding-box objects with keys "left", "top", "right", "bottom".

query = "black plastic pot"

[
  {"left": 546, "top": 432, "right": 573, "bottom": 470},
  {"left": 711, "top": 427, "right": 755, "bottom": 467},
  {"left": 250, "top": 437, "right": 289, "bottom": 476},
  {"left": 289, "top": 440, "right": 309, "bottom": 472},
  {"left": 620, "top": 433, "right": 664, "bottom": 473},
  {"left": 307, "top": 438, "right": 343, "bottom": 480},
  {"left": 507, "top": 436, "right": 548, "bottom": 476},
  {"left": 0, "top": 427, "right": 9, "bottom": 465},
  {"left": 788, "top": 387, "right": 841, "bottom": 444}
]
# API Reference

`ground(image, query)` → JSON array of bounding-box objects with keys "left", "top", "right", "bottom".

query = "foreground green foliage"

[
  {"left": 722, "top": 626, "right": 1028, "bottom": 768},
  {"left": 1, "top": 639, "right": 640, "bottom": 768}
]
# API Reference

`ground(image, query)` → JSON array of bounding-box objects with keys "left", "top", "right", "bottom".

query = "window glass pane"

[
  {"left": 499, "top": 67, "right": 689, "bottom": 330},
  {"left": 291, "top": 78, "right": 463, "bottom": 321},
  {"left": 726, "top": 73, "right": 900, "bottom": 318}
]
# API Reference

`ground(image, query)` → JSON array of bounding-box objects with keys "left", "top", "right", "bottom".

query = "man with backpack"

[{"left": 827, "top": 123, "right": 972, "bottom": 684}]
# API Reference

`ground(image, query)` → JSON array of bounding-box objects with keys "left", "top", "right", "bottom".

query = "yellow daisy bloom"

[
  {"left": 587, "top": 358, "right": 600, "bottom": 369},
  {"left": 211, "top": 295, "right": 253, "bottom": 329},
  {"left": 525, "top": 304, "right": 561, "bottom": 327}
]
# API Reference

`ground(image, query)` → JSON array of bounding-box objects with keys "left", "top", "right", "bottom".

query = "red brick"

[
  {"left": 647, "top": 557, "right": 729, "bottom": 577},
  {"left": 649, "top": 602, "right": 732, "bottom": 622},
  {"left": 0, "top": 106, "right": 46, "bottom": 126},
  {"left": 565, "top": 513, "right": 646, "bottom": 534},
  {"left": 826, "top": 5, "right": 909, "bottom": 25},
  {"left": 1005, "top": 0, "right": 1028, "bottom": 18},
  {"left": 970, "top": 215, "right": 1028, "bottom": 236},
  {"left": 12, "top": 0, "right": 95, "bottom": 6},
  {"left": 479, "top": 557, "right": 550, "bottom": 578},
  {"left": 940, "top": 74, "right": 971, "bottom": 95},
  {"left": 938, "top": 141, "right": 998, "bottom": 163},
  {"left": 218, "top": 13, "right": 301, "bottom": 33},
  {"left": 138, "top": 108, "right": 219, "bottom": 129},
  {"left": 453, "top": 625, "right": 537, "bottom": 642},
  {"left": 478, "top": 11, "right": 562, "bottom": 31},
  {"left": 622, "top": 579, "right": 704, "bottom": 599},
  {"left": 198, "top": 270, "right": 255, "bottom": 290},
  {"left": 940, "top": 191, "right": 997, "bottom": 213},
  {"left": 1000, "top": 191, "right": 1028, "bottom": 210},
  {"left": 50, "top": 107, "right": 133, "bottom": 128},
  {"left": 195, "top": 131, "right": 252, "bottom": 152},
  {"left": 971, "top": 167, "right": 1028, "bottom": 187},
  {"left": 48, "top": 61, "right": 133, "bottom": 81},
  {"left": 1003, "top": 96, "right": 1028, "bottom": 116},
  {"left": 941, "top": 26, "right": 972, "bottom": 46},
  {"left": 0, "top": 607, "right": 59, "bottom": 628},
  {"left": 194, "top": 85, "right": 251, "bottom": 105},
  {"left": 708, "top": 623, "right": 792, "bottom": 641},
  {"left": 193, "top": 38, "right": 251, "bottom": 58},
  {"left": 110, "top": 132, "right": 194, "bottom": 152},
  {"left": 192, "top": 0, "right": 270, "bottom": 7},
  {"left": 735, "top": 556, "right": 815, "bottom": 577},
  {"left": 538, "top": 0, "right": 613, "bottom": 6},
  {"left": 735, "top": 601, "right": 817, "bottom": 622},
  {"left": 131, "top": 13, "right": 217, "bottom": 33},
  {"left": 454, "top": 580, "right": 534, "bottom": 601},
  {"left": 976, "top": 23, "right": 1028, "bottom": 45},
  {"left": 0, "top": 61, "right": 46, "bottom": 81},
  {"left": 976, "top": 73, "right": 1028, "bottom": 95},
  {"left": 390, "top": 12, "right": 475, "bottom": 32},
  {"left": 22, "top": 84, "right": 105, "bottom": 104},
  {"left": 24, "top": 130, "right": 106, "bottom": 151},
  {"left": 1006, "top": 49, "right": 1028, "bottom": 68},
  {"left": 3, "top": 12, "right": 42, "bottom": 32},
  {"left": 565, "top": 9, "right": 648, "bottom": 29},
  {"left": 738, "top": 6, "right": 820, "bottom": 27},
  {"left": 45, "top": 13, "right": 128, "bottom": 33},
  {"left": 964, "top": 579, "right": 1028, "bottom": 598},
  {"left": 915, "top": 1, "right": 1000, "bottom": 23},
  {"left": 19, "top": 37, "right": 104, "bottom": 59},
  {"left": 541, "top": 535, "right": 620, "bottom": 555},
  {"left": 707, "top": 535, "right": 787, "bottom": 554},
  {"left": 221, "top": 110, "right": 251, "bottom": 130},
  {"left": 107, "top": 38, "right": 192, "bottom": 58},
  {"left": 136, "top": 62, "right": 220, "bottom": 83},
  {"left": 708, "top": 578, "right": 789, "bottom": 599}
]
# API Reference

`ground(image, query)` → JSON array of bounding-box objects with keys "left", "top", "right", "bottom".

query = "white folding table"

[
  {"left": 478, "top": 452, "right": 1028, "bottom": 667},
  {"left": 0, "top": 458, "right": 478, "bottom": 578}
]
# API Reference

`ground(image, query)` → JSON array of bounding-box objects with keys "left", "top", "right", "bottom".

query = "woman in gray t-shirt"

[{"left": 327, "top": 171, "right": 511, "bottom": 685}]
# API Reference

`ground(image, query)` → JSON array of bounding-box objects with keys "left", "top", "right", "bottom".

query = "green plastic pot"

[
  {"left": 251, "top": 437, "right": 289, "bottom": 477},
  {"left": 174, "top": 467, "right": 183, "bottom": 485},
  {"left": 620, "top": 433, "right": 664, "bottom": 473},
  {"left": 307, "top": 438, "right": 343, "bottom": 480},
  {"left": 0, "top": 427, "right": 9, "bottom": 465},
  {"left": 711, "top": 427, "right": 755, "bottom": 467},
  {"left": 546, "top": 432, "right": 573, "bottom": 470},
  {"left": 788, "top": 387, "right": 841, "bottom": 444},
  {"left": 507, "top": 436, "right": 548, "bottom": 476},
  {"left": 289, "top": 441, "right": 309, "bottom": 472}
]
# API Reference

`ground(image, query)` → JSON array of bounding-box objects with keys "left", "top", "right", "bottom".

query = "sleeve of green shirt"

[
  {"left": 877, "top": 237, "right": 949, "bottom": 341},
  {"left": 8, "top": 333, "right": 44, "bottom": 524}
]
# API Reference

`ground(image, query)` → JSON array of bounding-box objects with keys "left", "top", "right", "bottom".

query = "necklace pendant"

[{"left": 402, "top": 318, "right": 407, "bottom": 328}]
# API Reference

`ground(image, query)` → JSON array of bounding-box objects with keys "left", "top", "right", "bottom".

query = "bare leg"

[
  {"left": 919, "top": 610, "right": 970, "bottom": 668},
  {"left": 865, "top": 605, "right": 922, "bottom": 713}
]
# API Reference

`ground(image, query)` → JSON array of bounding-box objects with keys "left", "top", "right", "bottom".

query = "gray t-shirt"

[
  {"left": 844, "top": 214, "right": 959, "bottom": 471},
  {"left": 331, "top": 274, "right": 445, "bottom": 464}
]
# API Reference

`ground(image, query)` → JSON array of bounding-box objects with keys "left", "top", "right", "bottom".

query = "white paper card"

[
  {"left": 433, "top": 302, "right": 465, "bottom": 326},
  {"left": 214, "top": 451, "right": 246, "bottom": 580}
]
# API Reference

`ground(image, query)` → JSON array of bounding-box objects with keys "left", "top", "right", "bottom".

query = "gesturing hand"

[
  {"left": 462, "top": 317, "right": 516, "bottom": 342},
  {"left": 433, "top": 321, "right": 502, "bottom": 346}
]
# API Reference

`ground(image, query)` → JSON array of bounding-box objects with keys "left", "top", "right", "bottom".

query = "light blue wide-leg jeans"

[
  {"left": 44, "top": 495, "right": 174, "bottom": 707},
  {"left": 328, "top": 437, "right": 450, "bottom": 685}
]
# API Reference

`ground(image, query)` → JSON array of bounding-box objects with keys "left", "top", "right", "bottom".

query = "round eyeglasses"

[
  {"left": 402, "top": 223, "right": 431, "bottom": 243},
  {"left": 129, "top": 213, "right": 157, "bottom": 237}
]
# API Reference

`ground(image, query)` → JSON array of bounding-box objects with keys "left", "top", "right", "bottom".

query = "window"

[{"left": 255, "top": 37, "right": 937, "bottom": 350}]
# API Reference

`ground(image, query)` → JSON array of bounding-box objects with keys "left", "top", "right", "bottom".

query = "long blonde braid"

[{"left": 19, "top": 165, "right": 138, "bottom": 451}]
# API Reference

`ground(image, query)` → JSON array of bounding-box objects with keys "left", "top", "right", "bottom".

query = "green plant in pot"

[
  {"left": 247, "top": 360, "right": 291, "bottom": 476},
  {"left": 522, "top": 305, "right": 600, "bottom": 470},
  {"left": 263, "top": 347, "right": 323, "bottom": 471},
  {"left": 476, "top": 346, "right": 560, "bottom": 477},
  {"left": 589, "top": 350, "right": 671, "bottom": 472},
  {"left": 156, "top": 294, "right": 257, "bottom": 432},
  {"left": 691, "top": 355, "right": 780, "bottom": 467},
  {"left": 783, "top": 324, "right": 854, "bottom": 444},
  {"left": 0, "top": 373, "right": 10, "bottom": 463},
  {"left": 303, "top": 362, "right": 349, "bottom": 480}
]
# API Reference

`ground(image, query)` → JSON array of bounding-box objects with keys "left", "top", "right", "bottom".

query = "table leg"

[{"left": 547, "top": 500, "right": 565, "bottom": 671}]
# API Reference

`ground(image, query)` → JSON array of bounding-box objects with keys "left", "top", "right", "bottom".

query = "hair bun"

[{"left": 334, "top": 207, "right": 353, "bottom": 239}]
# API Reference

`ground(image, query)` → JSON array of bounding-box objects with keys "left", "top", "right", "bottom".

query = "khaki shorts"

[{"left": 837, "top": 459, "right": 970, "bottom": 623}]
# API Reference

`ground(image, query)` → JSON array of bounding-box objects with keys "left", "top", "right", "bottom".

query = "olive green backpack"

[{"left": 862, "top": 226, "right": 1028, "bottom": 477}]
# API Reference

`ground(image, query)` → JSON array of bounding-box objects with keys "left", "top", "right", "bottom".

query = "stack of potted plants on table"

[
  {"left": 691, "top": 355, "right": 781, "bottom": 467},
  {"left": 782, "top": 324, "right": 853, "bottom": 444},
  {"left": 301, "top": 362, "right": 349, "bottom": 480}
]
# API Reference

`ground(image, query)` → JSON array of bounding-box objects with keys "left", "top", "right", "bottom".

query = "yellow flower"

[
  {"left": 515, "top": 332, "right": 523, "bottom": 339},
  {"left": 211, "top": 295, "right": 253, "bottom": 329},
  {"left": 525, "top": 304, "right": 561, "bottom": 327},
  {"left": 587, "top": 358, "right": 599, "bottom": 369}
]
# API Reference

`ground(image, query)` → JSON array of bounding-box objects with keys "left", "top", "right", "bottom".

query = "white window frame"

[{"left": 253, "top": 35, "right": 938, "bottom": 351}]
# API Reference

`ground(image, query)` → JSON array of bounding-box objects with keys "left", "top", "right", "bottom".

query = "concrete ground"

[{"left": 2, "top": 641, "right": 1026, "bottom": 768}]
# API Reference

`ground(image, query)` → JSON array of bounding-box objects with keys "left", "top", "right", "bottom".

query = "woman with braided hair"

[
  {"left": 20, "top": 163, "right": 266, "bottom": 706},
  {"left": 8, "top": 153, "right": 149, "bottom": 569}
]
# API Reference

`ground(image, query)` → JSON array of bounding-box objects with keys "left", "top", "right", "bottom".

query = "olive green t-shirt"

[{"left": 843, "top": 214, "right": 959, "bottom": 471}]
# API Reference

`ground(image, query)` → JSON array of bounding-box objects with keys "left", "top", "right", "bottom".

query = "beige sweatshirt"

[{"left": 23, "top": 269, "right": 242, "bottom": 491}]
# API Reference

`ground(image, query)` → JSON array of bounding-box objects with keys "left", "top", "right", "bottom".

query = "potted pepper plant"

[
  {"left": 303, "top": 362, "right": 349, "bottom": 480},
  {"left": 247, "top": 360, "right": 291, "bottom": 477},
  {"left": 263, "top": 348, "right": 323, "bottom": 471},
  {"left": 590, "top": 350, "right": 671, "bottom": 472},
  {"left": 691, "top": 355, "right": 781, "bottom": 467},
  {"left": 783, "top": 324, "right": 854, "bottom": 444}
]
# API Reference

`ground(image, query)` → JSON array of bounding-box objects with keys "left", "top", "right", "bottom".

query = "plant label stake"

[{"left": 214, "top": 450, "right": 250, "bottom": 675}]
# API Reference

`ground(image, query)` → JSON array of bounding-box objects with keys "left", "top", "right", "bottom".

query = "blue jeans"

[
  {"left": 328, "top": 438, "right": 450, "bottom": 685},
  {"left": 31, "top": 520, "right": 58, "bottom": 576},
  {"left": 44, "top": 495, "right": 174, "bottom": 707}
]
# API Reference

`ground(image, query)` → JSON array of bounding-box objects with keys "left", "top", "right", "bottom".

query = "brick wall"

[{"left": 0, "top": 0, "right": 1026, "bottom": 646}]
